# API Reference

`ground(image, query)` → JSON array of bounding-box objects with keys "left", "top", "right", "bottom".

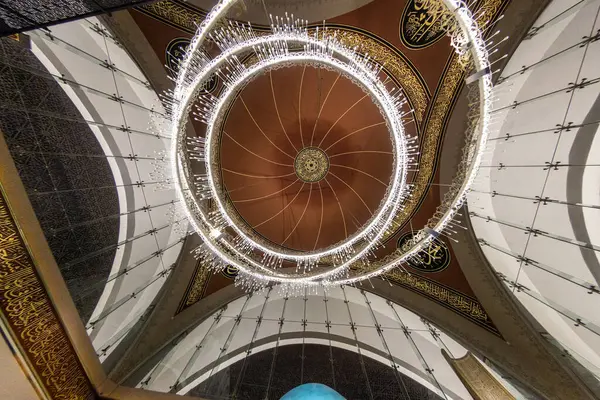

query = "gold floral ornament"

[{"left": 294, "top": 147, "right": 329, "bottom": 183}]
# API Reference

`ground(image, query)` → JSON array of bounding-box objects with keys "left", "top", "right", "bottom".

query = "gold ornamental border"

[
  {"left": 177, "top": 260, "right": 211, "bottom": 313},
  {"left": 0, "top": 185, "right": 95, "bottom": 399},
  {"left": 385, "top": 267, "right": 499, "bottom": 334},
  {"left": 135, "top": 1, "right": 430, "bottom": 124},
  {"left": 136, "top": 0, "right": 208, "bottom": 32}
]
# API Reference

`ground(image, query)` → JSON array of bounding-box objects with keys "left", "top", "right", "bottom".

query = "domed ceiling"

[
  {"left": 220, "top": 65, "right": 394, "bottom": 251},
  {"left": 128, "top": 0, "right": 508, "bottom": 333}
]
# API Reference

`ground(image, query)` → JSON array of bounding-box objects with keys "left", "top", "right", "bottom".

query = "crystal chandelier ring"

[
  {"left": 165, "top": 0, "right": 494, "bottom": 289},
  {"left": 203, "top": 55, "right": 408, "bottom": 263},
  {"left": 171, "top": 26, "right": 411, "bottom": 275}
]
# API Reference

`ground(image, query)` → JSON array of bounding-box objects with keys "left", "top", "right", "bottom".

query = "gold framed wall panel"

[{"left": 0, "top": 180, "right": 95, "bottom": 399}]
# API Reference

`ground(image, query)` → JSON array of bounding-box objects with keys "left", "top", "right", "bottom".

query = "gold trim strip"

[{"left": 443, "top": 351, "right": 515, "bottom": 400}]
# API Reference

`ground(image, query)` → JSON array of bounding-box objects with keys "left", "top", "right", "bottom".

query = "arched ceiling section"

[
  {"left": 187, "top": 343, "right": 442, "bottom": 399},
  {"left": 6, "top": 17, "right": 187, "bottom": 361},
  {"left": 136, "top": 285, "right": 473, "bottom": 400},
  {"left": 468, "top": 0, "right": 600, "bottom": 380}
]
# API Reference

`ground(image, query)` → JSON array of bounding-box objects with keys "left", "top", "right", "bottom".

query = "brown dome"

[{"left": 220, "top": 64, "right": 393, "bottom": 252}]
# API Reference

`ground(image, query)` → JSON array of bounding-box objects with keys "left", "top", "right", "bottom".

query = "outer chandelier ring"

[{"left": 168, "top": 0, "right": 495, "bottom": 288}]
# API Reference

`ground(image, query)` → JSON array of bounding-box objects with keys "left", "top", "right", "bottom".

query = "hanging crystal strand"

[
  {"left": 192, "top": 245, "right": 225, "bottom": 273},
  {"left": 192, "top": 92, "right": 218, "bottom": 124},
  {"left": 193, "top": 174, "right": 212, "bottom": 200},
  {"left": 166, "top": 203, "right": 189, "bottom": 238},
  {"left": 149, "top": 150, "right": 173, "bottom": 191},
  {"left": 187, "top": 136, "right": 206, "bottom": 162},
  {"left": 232, "top": 235, "right": 254, "bottom": 255},
  {"left": 207, "top": 209, "right": 229, "bottom": 231},
  {"left": 234, "top": 269, "right": 267, "bottom": 292}
]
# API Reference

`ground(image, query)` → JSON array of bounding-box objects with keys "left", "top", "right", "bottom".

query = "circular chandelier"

[{"left": 159, "top": 0, "right": 496, "bottom": 292}]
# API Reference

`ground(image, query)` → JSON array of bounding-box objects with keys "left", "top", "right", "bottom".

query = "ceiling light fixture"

[{"left": 155, "top": 0, "right": 499, "bottom": 293}]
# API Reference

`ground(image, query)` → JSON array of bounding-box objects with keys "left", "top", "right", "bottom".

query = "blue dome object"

[{"left": 280, "top": 383, "right": 345, "bottom": 400}]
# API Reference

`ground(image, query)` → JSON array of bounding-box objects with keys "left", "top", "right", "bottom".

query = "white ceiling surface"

[
  {"left": 468, "top": 0, "right": 600, "bottom": 378},
  {"left": 29, "top": 17, "right": 186, "bottom": 359},
  {"left": 140, "top": 286, "right": 473, "bottom": 400}
]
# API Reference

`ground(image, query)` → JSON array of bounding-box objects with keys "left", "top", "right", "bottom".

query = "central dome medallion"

[{"left": 294, "top": 147, "right": 329, "bottom": 183}]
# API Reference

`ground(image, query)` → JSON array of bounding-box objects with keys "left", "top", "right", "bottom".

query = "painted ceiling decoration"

[
  {"left": 397, "top": 230, "right": 451, "bottom": 273},
  {"left": 165, "top": 37, "right": 191, "bottom": 74},
  {"left": 221, "top": 264, "right": 239, "bottom": 279},
  {"left": 166, "top": 37, "right": 220, "bottom": 93},
  {"left": 146, "top": 0, "right": 501, "bottom": 296},
  {"left": 130, "top": 0, "right": 505, "bottom": 332},
  {"left": 137, "top": 1, "right": 432, "bottom": 124}
]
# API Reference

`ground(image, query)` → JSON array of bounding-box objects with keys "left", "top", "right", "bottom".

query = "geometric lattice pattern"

[{"left": 0, "top": 36, "right": 119, "bottom": 322}]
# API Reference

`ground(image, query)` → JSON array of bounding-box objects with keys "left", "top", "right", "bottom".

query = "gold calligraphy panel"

[
  {"left": 165, "top": 37, "right": 190, "bottom": 74},
  {"left": 400, "top": 0, "right": 446, "bottom": 49},
  {"left": 397, "top": 231, "right": 450, "bottom": 272},
  {"left": 221, "top": 265, "right": 239, "bottom": 280},
  {"left": 383, "top": 267, "right": 500, "bottom": 334},
  {"left": 176, "top": 261, "right": 210, "bottom": 314},
  {"left": 165, "top": 37, "right": 219, "bottom": 92},
  {"left": 0, "top": 186, "right": 95, "bottom": 399}
]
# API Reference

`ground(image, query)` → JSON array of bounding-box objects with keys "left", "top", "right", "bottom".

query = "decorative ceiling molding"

[
  {"left": 383, "top": 268, "right": 499, "bottom": 335},
  {"left": 177, "top": 259, "right": 211, "bottom": 313},
  {"left": 181, "top": 252, "right": 500, "bottom": 334}
]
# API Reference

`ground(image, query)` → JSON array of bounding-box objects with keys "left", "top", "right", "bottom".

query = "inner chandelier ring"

[
  {"left": 202, "top": 56, "right": 407, "bottom": 265},
  {"left": 294, "top": 147, "right": 329, "bottom": 183},
  {"left": 167, "top": 0, "right": 494, "bottom": 289}
]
